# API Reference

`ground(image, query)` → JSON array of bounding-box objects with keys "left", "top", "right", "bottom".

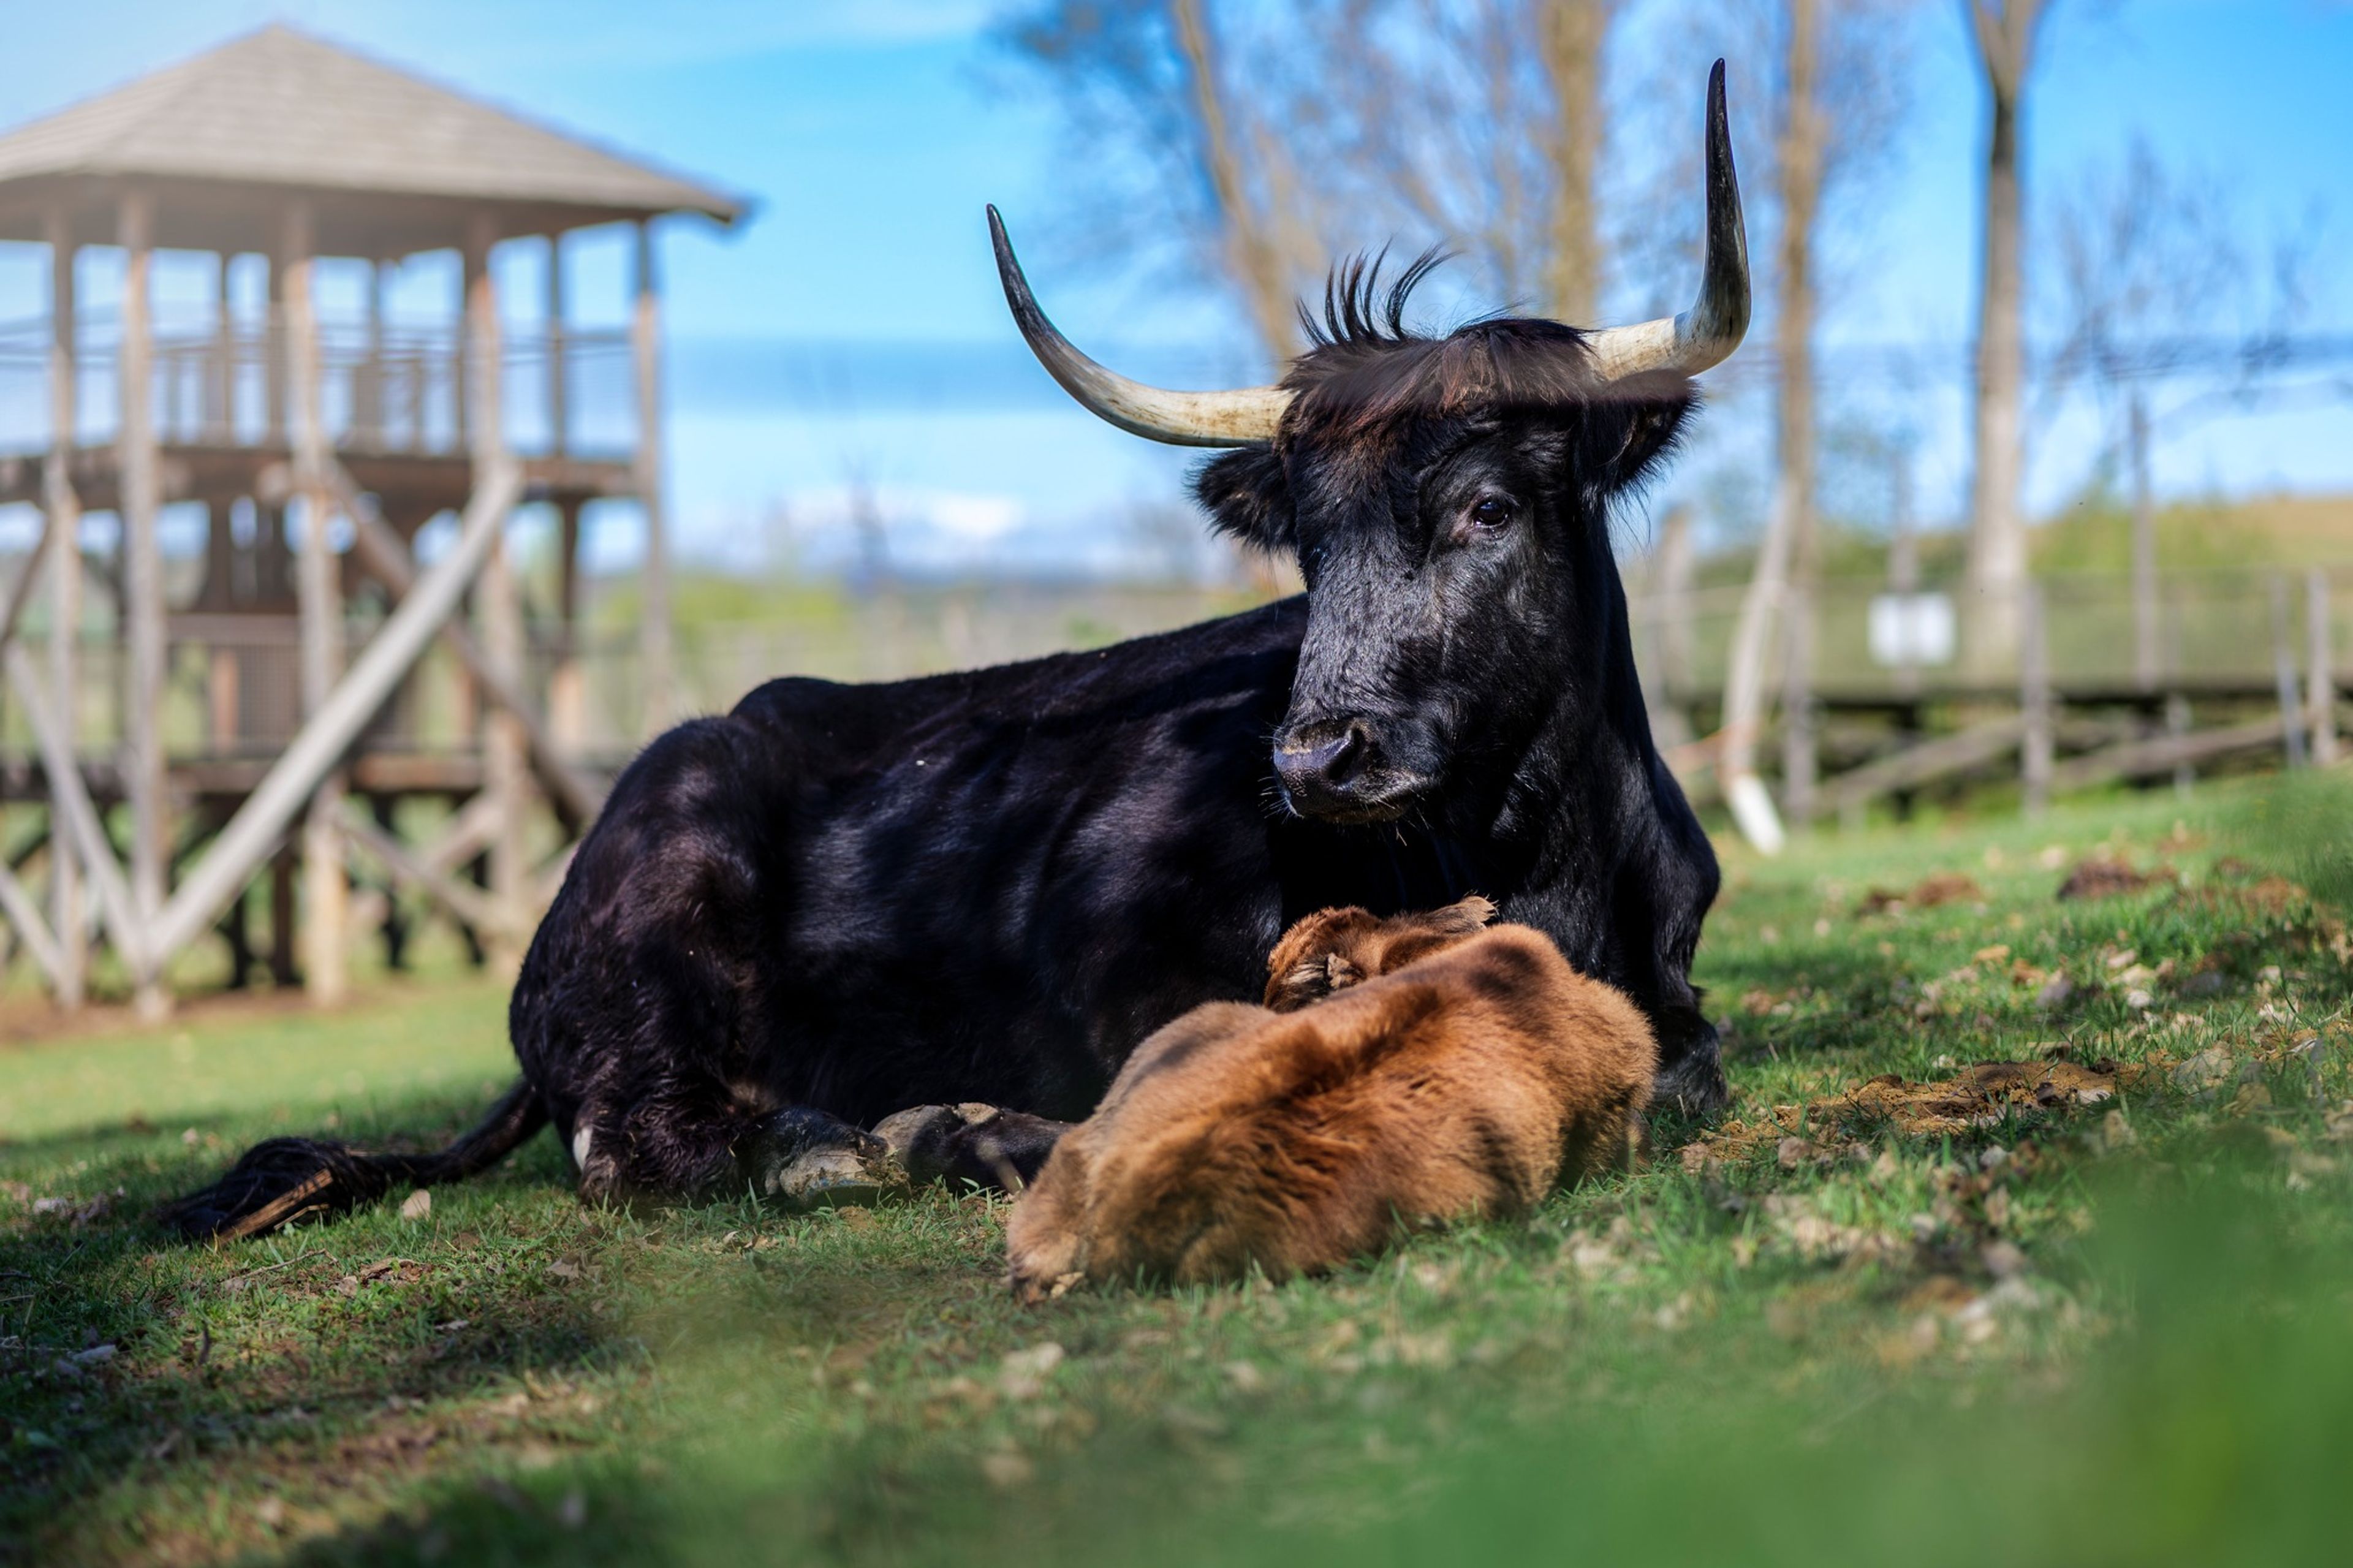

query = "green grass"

[{"left": 3, "top": 776, "right": 2351, "bottom": 1566}]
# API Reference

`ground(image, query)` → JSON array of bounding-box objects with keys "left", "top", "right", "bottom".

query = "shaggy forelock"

[{"left": 1278, "top": 252, "right": 1648, "bottom": 436}]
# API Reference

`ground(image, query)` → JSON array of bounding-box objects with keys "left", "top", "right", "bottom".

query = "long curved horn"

[
  {"left": 1581, "top": 59, "right": 1752, "bottom": 384},
  {"left": 989, "top": 206, "right": 1291, "bottom": 447}
]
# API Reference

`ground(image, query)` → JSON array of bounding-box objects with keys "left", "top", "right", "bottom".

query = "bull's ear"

[
  {"left": 1194, "top": 446, "right": 1294, "bottom": 555},
  {"left": 1575, "top": 391, "right": 1694, "bottom": 497}
]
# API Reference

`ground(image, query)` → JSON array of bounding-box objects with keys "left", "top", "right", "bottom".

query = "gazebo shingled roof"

[{"left": 0, "top": 25, "right": 745, "bottom": 256}]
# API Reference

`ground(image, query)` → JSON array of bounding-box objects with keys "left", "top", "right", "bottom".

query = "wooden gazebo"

[{"left": 0, "top": 25, "right": 742, "bottom": 1014}]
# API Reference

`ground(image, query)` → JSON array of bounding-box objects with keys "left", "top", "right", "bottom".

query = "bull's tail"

[{"left": 162, "top": 1078, "right": 547, "bottom": 1241}]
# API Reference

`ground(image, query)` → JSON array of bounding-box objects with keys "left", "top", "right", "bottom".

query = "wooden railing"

[{"left": 0, "top": 313, "right": 637, "bottom": 460}]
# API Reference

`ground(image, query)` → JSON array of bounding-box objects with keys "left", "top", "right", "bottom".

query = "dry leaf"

[{"left": 998, "top": 1342, "right": 1065, "bottom": 1401}]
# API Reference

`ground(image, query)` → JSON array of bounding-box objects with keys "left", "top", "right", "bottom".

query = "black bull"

[
  {"left": 167, "top": 360, "right": 1724, "bottom": 1236},
  {"left": 169, "top": 70, "right": 1751, "bottom": 1238}
]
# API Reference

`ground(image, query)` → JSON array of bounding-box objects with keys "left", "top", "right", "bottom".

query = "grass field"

[{"left": 3, "top": 775, "right": 2351, "bottom": 1566}]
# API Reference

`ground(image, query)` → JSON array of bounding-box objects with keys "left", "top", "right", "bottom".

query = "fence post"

[
  {"left": 1780, "top": 591, "right": 1817, "bottom": 828},
  {"left": 2020, "top": 581, "right": 2051, "bottom": 817},
  {"left": 2271, "top": 575, "right": 2308, "bottom": 768},
  {"left": 2310, "top": 567, "right": 2338, "bottom": 767}
]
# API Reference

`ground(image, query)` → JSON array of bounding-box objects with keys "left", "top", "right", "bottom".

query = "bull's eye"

[{"left": 1468, "top": 494, "right": 1517, "bottom": 531}]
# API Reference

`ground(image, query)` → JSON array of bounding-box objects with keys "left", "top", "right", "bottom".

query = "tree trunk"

[
  {"left": 1171, "top": 0, "right": 1300, "bottom": 360},
  {"left": 1963, "top": 0, "right": 2045, "bottom": 673},
  {"left": 1718, "top": 0, "right": 1823, "bottom": 854},
  {"left": 1536, "top": 0, "right": 1615, "bottom": 326},
  {"left": 2129, "top": 389, "right": 2159, "bottom": 691}
]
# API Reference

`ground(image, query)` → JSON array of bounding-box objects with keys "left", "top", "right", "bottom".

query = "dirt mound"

[
  {"left": 1680, "top": 1058, "right": 2129, "bottom": 1170},
  {"left": 2055, "top": 858, "right": 2175, "bottom": 901},
  {"left": 1857, "top": 872, "right": 1985, "bottom": 917}
]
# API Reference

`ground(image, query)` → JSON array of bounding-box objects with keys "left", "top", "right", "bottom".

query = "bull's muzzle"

[{"left": 1273, "top": 716, "right": 1426, "bottom": 824}]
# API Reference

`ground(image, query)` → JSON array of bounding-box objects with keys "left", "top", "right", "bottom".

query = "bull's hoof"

[
  {"left": 872, "top": 1103, "right": 991, "bottom": 1185},
  {"left": 750, "top": 1109, "right": 908, "bottom": 1210},
  {"left": 872, "top": 1103, "right": 1072, "bottom": 1193}
]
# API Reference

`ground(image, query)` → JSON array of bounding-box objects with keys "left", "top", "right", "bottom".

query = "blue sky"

[{"left": 0, "top": 0, "right": 2347, "bottom": 575}]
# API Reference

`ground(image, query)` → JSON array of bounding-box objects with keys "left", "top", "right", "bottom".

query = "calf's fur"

[{"left": 1006, "top": 898, "right": 1654, "bottom": 1300}]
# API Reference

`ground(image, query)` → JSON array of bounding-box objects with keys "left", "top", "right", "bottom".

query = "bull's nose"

[{"left": 1274, "top": 718, "right": 1374, "bottom": 805}]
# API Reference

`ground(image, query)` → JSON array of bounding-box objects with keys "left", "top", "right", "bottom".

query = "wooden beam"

[
  {"left": 0, "top": 856, "right": 61, "bottom": 991},
  {"left": 420, "top": 789, "right": 504, "bottom": 877},
  {"left": 2048, "top": 714, "right": 2290, "bottom": 796},
  {"left": 285, "top": 202, "right": 349, "bottom": 1006},
  {"left": 327, "top": 464, "right": 602, "bottom": 825},
  {"left": 141, "top": 461, "right": 524, "bottom": 972},
  {"left": 118, "top": 189, "right": 168, "bottom": 1018},
  {"left": 4, "top": 642, "right": 148, "bottom": 975},
  {"left": 468, "top": 216, "right": 529, "bottom": 977},
  {"left": 45, "top": 205, "right": 83, "bottom": 1009},
  {"left": 338, "top": 809, "right": 515, "bottom": 942},
  {"left": 633, "top": 220, "right": 673, "bottom": 737},
  {"left": 1811, "top": 716, "right": 2028, "bottom": 819}
]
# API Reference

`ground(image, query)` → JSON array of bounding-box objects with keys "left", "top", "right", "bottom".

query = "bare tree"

[
  {"left": 1716, "top": 0, "right": 1822, "bottom": 853},
  {"left": 1960, "top": 0, "right": 2053, "bottom": 672},
  {"left": 1169, "top": 0, "right": 1313, "bottom": 356},
  {"left": 998, "top": 0, "right": 1632, "bottom": 354},
  {"left": 1537, "top": 1, "right": 1620, "bottom": 324},
  {"left": 1714, "top": 0, "right": 1908, "bottom": 851},
  {"left": 995, "top": 0, "right": 1321, "bottom": 362},
  {"left": 2041, "top": 135, "right": 2313, "bottom": 695},
  {"left": 2045, "top": 138, "right": 2236, "bottom": 690}
]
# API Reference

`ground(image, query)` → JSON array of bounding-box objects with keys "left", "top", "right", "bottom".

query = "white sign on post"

[{"left": 1868, "top": 593, "right": 1957, "bottom": 668}]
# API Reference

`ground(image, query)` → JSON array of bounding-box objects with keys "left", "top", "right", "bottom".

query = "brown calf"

[{"left": 1006, "top": 897, "right": 1655, "bottom": 1301}]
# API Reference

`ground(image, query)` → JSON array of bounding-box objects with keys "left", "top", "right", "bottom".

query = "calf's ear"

[
  {"left": 1427, "top": 895, "right": 1498, "bottom": 934},
  {"left": 1194, "top": 446, "right": 1295, "bottom": 556}
]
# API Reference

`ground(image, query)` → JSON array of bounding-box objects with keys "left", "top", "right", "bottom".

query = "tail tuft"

[
  {"left": 162, "top": 1078, "right": 547, "bottom": 1242},
  {"left": 160, "top": 1137, "right": 403, "bottom": 1240}
]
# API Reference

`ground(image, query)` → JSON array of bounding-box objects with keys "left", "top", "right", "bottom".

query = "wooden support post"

[
  {"left": 1779, "top": 589, "right": 1816, "bottom": 828},
  {"left": 211, "top": 254, "right": 235, "bottom": 443},
  {"left": 1889, "top": 444, "right": 1920, "bottom": 699},
  {"left": 269, "top": 847, "right": 298, "bottom": 988},
  {"left": 285, "top": 201, "right": 349, "bottom": 1006},
  {"left": 2271, "top": 574, "right": 2308, "bottom": 768},
  {"left": 118, "top": 189, "right": 168, "bottom": 1020},
  {"left": 264, "top": 248, "right": 286, "bottom": 446},
  {"left": 2166, "top": 692, "right": 2193, "bottom": 798},
  {"left": 468, "top": 218, "right": 529, "bottom": 974},
  {"left": 2310, "top": 567, "right": 2338, "bottom": 768},
  {"left": 547, "top": 234, "right": 569, "bottom": 459},
  {"left": 2020, "top": 581, "right": 2052, "bottom": 817},
  {"left": 545, "top": 237, "right": 582, "bottom": 754},
  {"left": 551, "top": 499, "right": 585, "bottom": 752},
  {"left": 45, "top": 206, "right": 84, "bottom": 1010},
  {"left": 360, "top": 259, "right": 386, "bottom": 450},
  {"left": 2129, "top": 393, "right": 2160, "bottom": 695},
  {"left": 633, "top": 221, "right": 673, "bottom": 737}
]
